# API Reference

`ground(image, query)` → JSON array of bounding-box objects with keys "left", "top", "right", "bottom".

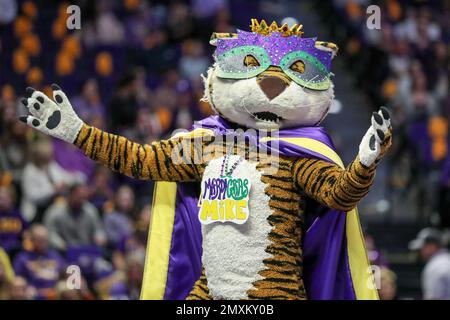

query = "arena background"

[{"left": 0, "top": 0, "right": 449, "bottom": 300}]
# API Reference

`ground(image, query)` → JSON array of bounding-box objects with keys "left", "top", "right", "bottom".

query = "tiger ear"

[
  {"left": 210, "top": 32, "right": 238, "bottom": 46},
  {"left": 315, "top": 41, "right": 339, "bottom": 59}
]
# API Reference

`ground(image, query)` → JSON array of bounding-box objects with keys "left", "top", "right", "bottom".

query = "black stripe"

[
  {"left": 78, "top": 127, "right": 92, "bottom": 149},
  {"left": 311, "top": 172, "right": 330, "bottom": 194},
  {"left": 296, "top": 159, "right": 319, "bottom": 185},
  {"left": 263, "top": 259, "right": 297, "bottom": 267},
  {"left": 106, "top": 133, "right": 113, "bottom": 165},
  {"left": 269, "top": 194, "right": 296, "bottom": 204},
  {"left": 90, "top": 132, "right": 97, "bottom": 159},
  {"left": 247, "top": 294, "right": 290, "bottom": 300},
  {"left": 267, "top": 184, "right": 297, "bottom": 195},
  {"left": 310, "top": 165, "right": 334, "bottom": 193},
  {"left": 113, "top": 136, "right": 121, "bottom": 171},
  {"left": 330, "top": 189, "right": 354, "bottom": 211},
  {"left": 266, "top": 246, "right": 299, "bottom": 256},
  {"left": 123, "top": 139, "right": 128, "bottom": 167},
  {"left": 161, "top": 142, "right": 183, "bottom": 181},
  {"left": 187, "top": 293, "right": 208, "bottom": 300},
  {"left": 270, "top": 205, "right": 298, "bottom": 217},
  {"left": 344, "top": 177, "right": 372, "bottom": 193},
  {"left": 267, "top": 215, "right": 289, "bottom": 224},
  {"left": 150, "top": 144, "right": 162, "bottom": 179},
  {"left": 260, "top": 277, "right": 297, "bottom": 284},
  {"left": 265, "top": 175, "right": 292, "bottom": 183}
]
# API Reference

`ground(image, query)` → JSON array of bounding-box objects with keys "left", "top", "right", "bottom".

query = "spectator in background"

[
  {"left": 135, "top": 204, "right": 151, "bottom": 245},
  {"left": 108, "top": 68, "right": 141, "bottom": 134},
  {"left": 44, "top": 184, "right": 106, "bottom": 251},
  {"left": 9, "top": 277, "right": 36, "bottom": 300},
  {"left": 166, "top": 2, "right": 196, "bottom": 41},
  {"left": 55, "top": 280, "right": 83, "bottom": 300},
  {"left": 365, "top": 234, "right": 389, "bottom": 267},
  {"left": 8, "top": 277, "right": 32, "bottom": 300},
  {"left": 409, "top": 228, "right": 450, "bottom": 299},
  {"left": 378, "top": 268, "right": 398, "bottom": 300},
  {"left": 82, "top": 0, "right": 125, "bottom": 48},
  {"left": 71, "top": 79, "right": 106, "bottom": 127},
  {"left": 123, "top": 251, "right": 144, "bottom": 300},
  {"left": 142, "top": 28, "right": 177, "bottom": 74},
  {"left": 0, "top": 247, "right": 14, "bottom": 299},
  {"left": 13, "top": 225, "right": 66, "bottom": 300},
  {"left": 109, "top": 250, "right": 145, "bottom": 300},
  {"left": 104, "top": 185, "right": 134, "bottom": 251},
  {"left": 0, "top": 100, "right": 28, "bottom": 184},
  {"left": 179, "top": 39, "right": 209, "bottom": 82},
  {"left": 20, "top": 140, "right": 85, "bottom": 222},
  {"left": 123, "top": 0, "right": 157, "bottom": 47},
  {"left": 87, "top": 166, "right": 115, "bottom": 212},
  {"left": 0, "top": 186, "right": 27, "bottom": 254}
]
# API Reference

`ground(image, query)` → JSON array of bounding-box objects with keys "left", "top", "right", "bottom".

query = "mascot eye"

[
  {"left": 290, "top": 60, "right": 305, "bottom": 74},
  {"left": 280, "top": 51, "right": 331, "bottom": 90},
  {"left": 243, "top": 55, "right": 260, "bottom": 67},
  {"left": 215, "top": 46, "right": 270, "bottom": 79}
]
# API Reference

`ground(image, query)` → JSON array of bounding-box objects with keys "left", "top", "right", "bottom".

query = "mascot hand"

[
  {"left": 19, "top": 84, "right": 84, "bottom": 144},
  {"left": 358, "top": 107, "right": 392, "bottom": 167}
]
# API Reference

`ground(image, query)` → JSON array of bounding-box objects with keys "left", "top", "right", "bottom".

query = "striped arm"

[
  {"left": 74, "top": 124, "right": 203, "bottom": 182},
  {"left": 293, "top": 156, "right": 376, "bottom": 212}
]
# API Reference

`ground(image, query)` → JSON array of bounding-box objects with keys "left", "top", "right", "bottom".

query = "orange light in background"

[
  {"left": 21, "top": 33, "right": 41, "bottom": 57},
  {"left": 346, "top": 38, "right": 361, "bottom": 56},
  {"left": 382, "top": 79, "right": 398, "bottom": 100},
  {"left": 13, "top": 48, "right": 30, "bottom": 74},
  {"left": 1, "top": 84, "right": 16, "bottom": 102},
  {"left": 387, "top": 0, "right": 402, "bottom": 22},
  {"left": 56, "top": 51, "right": 75, "bottom": 76},
  {"left": 124, "top": 0, "right": 141, "bottom": 11},
  {"left": 96, "top": 52, "right": 113, "bottom": 77},
  {"left": 14, "top": 16, "right": 33, "bottom": 38},
  {"left": 26, "top": 67, "right": 44, "bottom": 86},
  {"left": 429, "top": 116, "right": 448, "bottom": 162},
  {"left": 346, "top": 1, "right": 363, "bottom": 20},
  {"left": 0, "top": 171, "right": 13, "bottom": 188},
  {"left": 58, "top": 2, "right": 71, "bottom": 18},
  {"left": 62, "top": 36, "right": 82, "bottom": 59},
  {"left": 156, "top": 107, "right": 172, "bottom": 132},
  {"left": 22, "top": 1, "right": 38, "bottom": 19},
  {"left": 52, "top": 18, "right": 67, "bottom": 40}
]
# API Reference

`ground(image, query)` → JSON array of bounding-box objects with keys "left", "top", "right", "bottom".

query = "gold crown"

[{"left": 250, "top": 19, "right": 304, "bottom": 37}]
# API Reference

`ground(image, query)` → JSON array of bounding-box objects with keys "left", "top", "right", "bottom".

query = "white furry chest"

[{"left": 200, "top": 156, "right": 272, "bottom": 299}]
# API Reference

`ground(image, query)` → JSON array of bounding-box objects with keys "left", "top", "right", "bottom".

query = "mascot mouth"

[{"left": 253, "top": 112, "right": 282, "bottom": 123}]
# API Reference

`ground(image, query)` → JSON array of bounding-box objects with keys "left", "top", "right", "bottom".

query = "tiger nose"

[{"left": 257, "top": 76, "right": 289, "bottom": 100}]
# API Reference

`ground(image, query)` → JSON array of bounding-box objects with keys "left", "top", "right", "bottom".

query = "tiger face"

[
  {"left": 202, "top": 27, "right": 337, "bottom": 130},
  {"left": 203, "top": 64, "right": 334, "bottom": 130}
]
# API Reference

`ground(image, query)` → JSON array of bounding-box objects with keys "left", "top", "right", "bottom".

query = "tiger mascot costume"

[{"left": 19, "top": 20, "right": 392, "bottom": 300}]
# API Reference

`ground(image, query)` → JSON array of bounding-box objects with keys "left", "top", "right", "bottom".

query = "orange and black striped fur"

[{"left": 74, "top": 124, "right": 391, "bottom": 300}]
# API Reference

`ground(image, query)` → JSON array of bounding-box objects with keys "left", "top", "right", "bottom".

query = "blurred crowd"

[
  {"left": 0, "top": 0, "right": 241, "bottom": 300},
  {"left": 320, "top": 0, "right": 450, "bottom": 225},
  {"left": 319, "top": 0, "right": 450, "bottom": 299}
]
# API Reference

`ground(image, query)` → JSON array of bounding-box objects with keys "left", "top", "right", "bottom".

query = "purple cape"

[{"left": 141, "top": 115, "right": 378, "bottom": 300}]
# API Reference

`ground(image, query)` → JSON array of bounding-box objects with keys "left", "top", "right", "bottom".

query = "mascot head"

[{"left": 203, "top": 19, "right": 338, "bottom": 130}]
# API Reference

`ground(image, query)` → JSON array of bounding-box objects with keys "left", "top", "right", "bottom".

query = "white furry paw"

[
  {"left": 358, "top": 107, "right": 391, "bottom": 167},
  {"left": 19, "top": 84, "right": 83, "bottom": 143}
]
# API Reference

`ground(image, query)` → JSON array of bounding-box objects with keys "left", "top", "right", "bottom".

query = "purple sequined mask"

[{"left": 214, "top": 30, "right": 333, "bottom": 90}]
